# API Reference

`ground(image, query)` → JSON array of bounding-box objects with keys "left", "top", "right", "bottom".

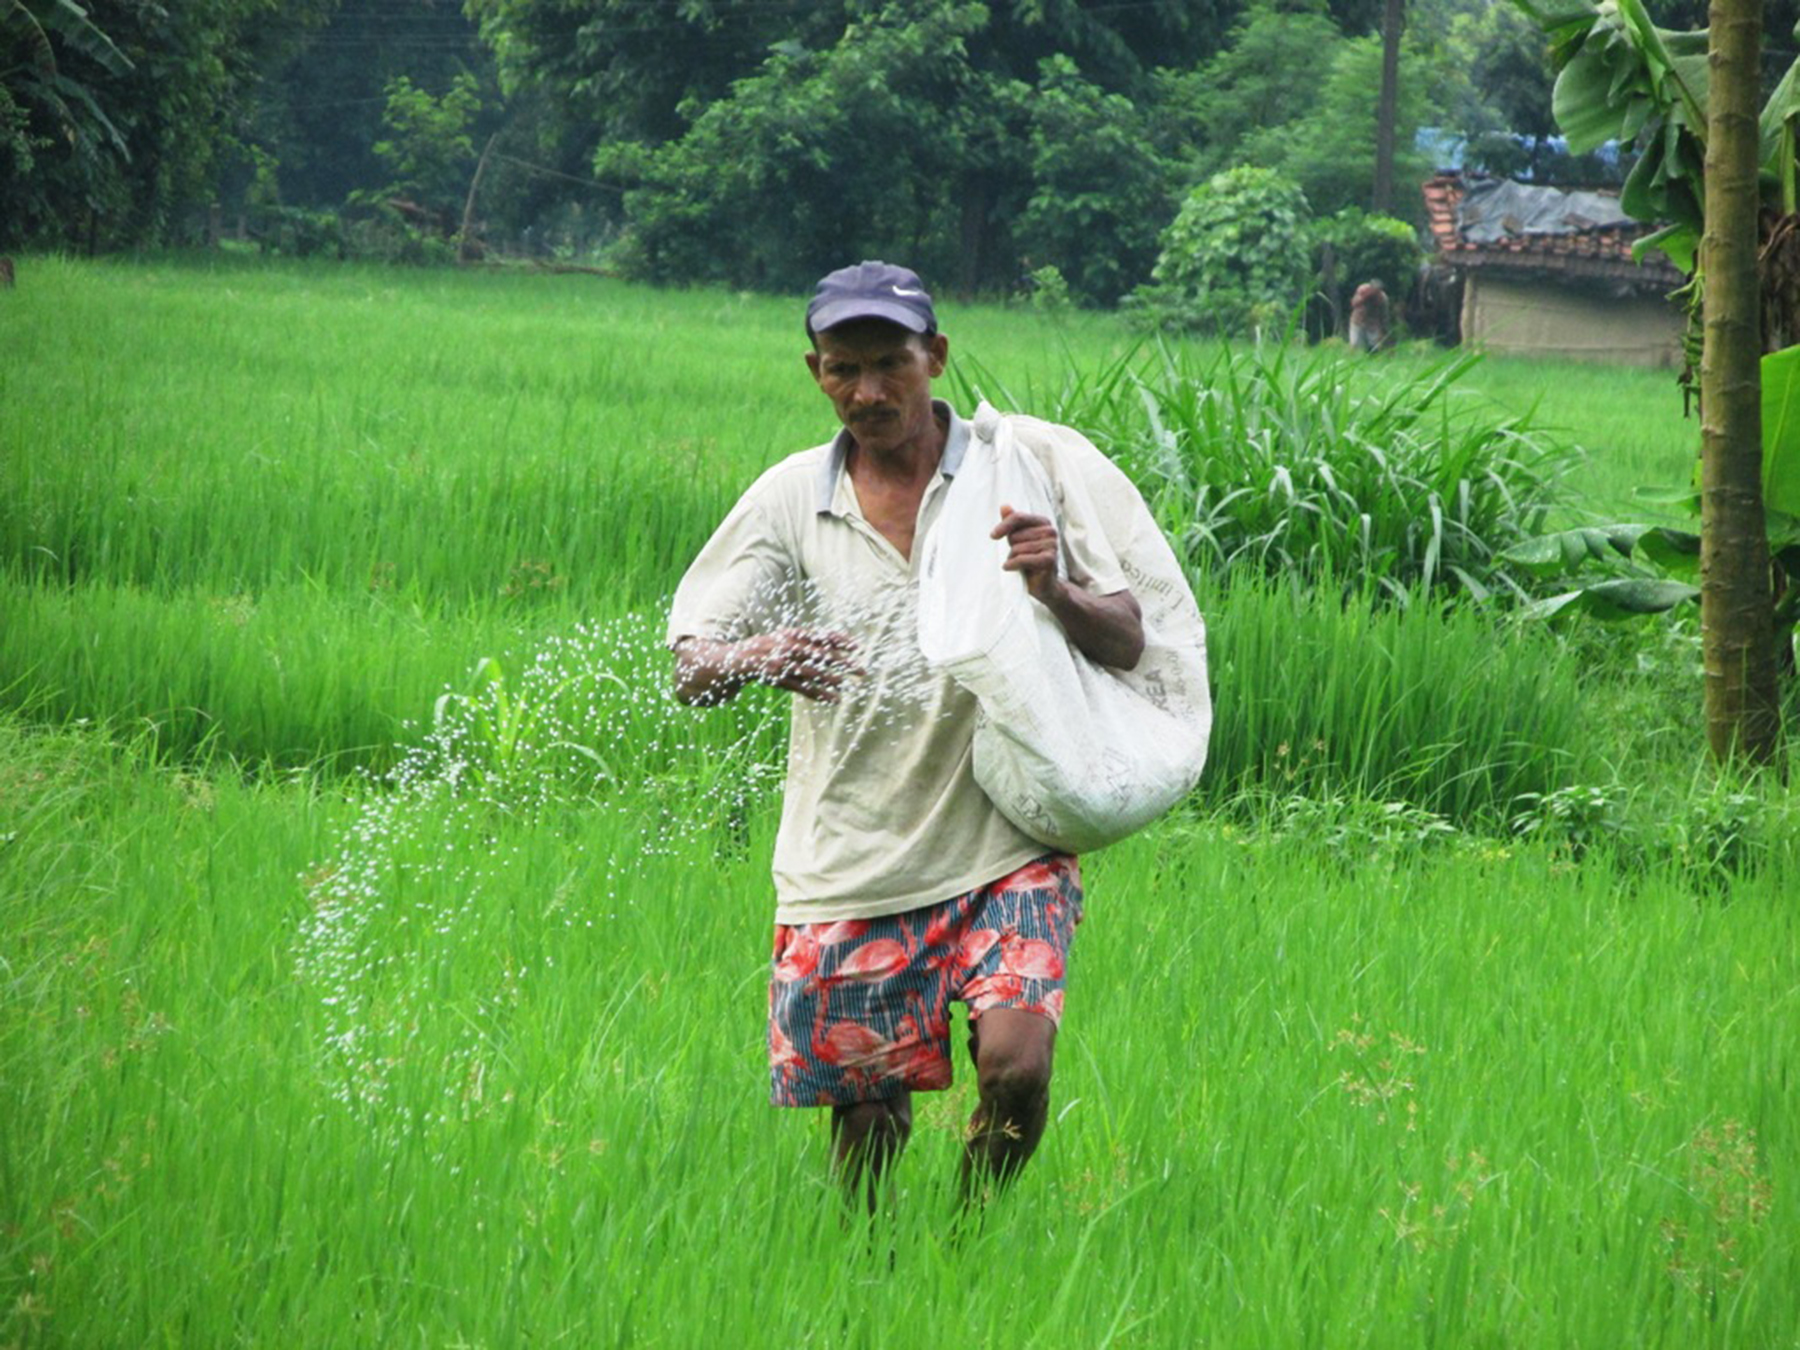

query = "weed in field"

[
  {"left": 1508, "top": 768, "right": 1796, "bottom": 888},
  {"left": 1229, "top": 791, "right": 1462, "bottom": 859},
  {"left": 1331, "top": 1017, "right": 1427, "bottom": 1130},
  {"left": 1660, "top": 1119, "right": 1773, "bottom": 1306},
  {"left": 1650, "top": 779, "right": 1784, "bottom": 890},
  {"left": 1380, "top": 1150, "right": 1499, "bottom": 1253},
  {"left": 1508, "top": 783, "right": 1628, "bottom": 860}
]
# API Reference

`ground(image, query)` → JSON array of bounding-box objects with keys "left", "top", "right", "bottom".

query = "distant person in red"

[{"left": 1348, "top": 280, "right": 1390, "bottom": 353}]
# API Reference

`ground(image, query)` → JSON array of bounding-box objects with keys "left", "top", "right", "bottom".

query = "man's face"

[{"left": 806, "top": 320, "right": 949, "bottom": 458}]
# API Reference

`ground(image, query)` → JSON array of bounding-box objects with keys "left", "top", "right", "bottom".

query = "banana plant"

[
  {"left": 1516, "top": 0, "right": 1800, "bottom": 340},
  {"left": 1513, "top": 0, "right": 1800, "bottom": 735},
  {"left": 1, "top": 0, "right": 133, "bottom": 158},
  {"left": 1502, "top": 345, "right": 1800, "bottom": 672}
]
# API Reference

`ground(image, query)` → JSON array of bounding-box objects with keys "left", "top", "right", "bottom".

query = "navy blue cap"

[{"left": 805, "top": 260, "right": 936, "bottom": 336}]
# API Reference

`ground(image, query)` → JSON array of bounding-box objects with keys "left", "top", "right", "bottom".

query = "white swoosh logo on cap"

[{"left": 891, "top": 286, "right": 926, "bottom": 297}]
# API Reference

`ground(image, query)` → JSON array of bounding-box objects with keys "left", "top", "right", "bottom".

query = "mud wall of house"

[{"left": 1459, "top": 273, "right": 1683, "bottom": 367}]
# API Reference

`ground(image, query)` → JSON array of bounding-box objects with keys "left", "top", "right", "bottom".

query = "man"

[
  {"left": 1348, "top": 279, "right": 1391, "bottom": 353},
  {"left": 667, "top": 260, "right": 1144, "bottom": 1209}
]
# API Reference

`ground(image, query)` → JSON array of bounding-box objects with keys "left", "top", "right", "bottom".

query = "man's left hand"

[
  {"left": 992, "top": 504, "right": 1061, "bottom": 604},
  {"left": 991, "top": 504, "right": 1145, "bottom": 671}
]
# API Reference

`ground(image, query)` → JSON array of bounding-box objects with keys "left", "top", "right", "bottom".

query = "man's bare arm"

[
  {"left": 992, "top": 506, "right": 1145, "bottom": 670},
  {"left": 1037, "top": 582, "right": 1144, "bottom": 671},
  {"left": 673, "top": 631, "right": 865, "bottom": 706}
]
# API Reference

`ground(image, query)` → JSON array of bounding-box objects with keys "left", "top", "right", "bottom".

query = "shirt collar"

[{"left": 815, "top": 399, "right": 968, "bottom": 516}]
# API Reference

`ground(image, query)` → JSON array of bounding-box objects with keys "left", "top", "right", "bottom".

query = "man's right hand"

[{"left": 673, "top": 630, "right": 864, "bottom": 706}]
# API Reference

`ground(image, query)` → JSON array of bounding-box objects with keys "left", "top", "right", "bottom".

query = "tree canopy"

[{"left": 12, "top": 0, "right": 1787, "bottom": 303}]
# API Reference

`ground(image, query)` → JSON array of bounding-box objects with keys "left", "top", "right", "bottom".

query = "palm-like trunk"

[{"left": 1700, "top": 0, "right": 1782, "bottom": 762}]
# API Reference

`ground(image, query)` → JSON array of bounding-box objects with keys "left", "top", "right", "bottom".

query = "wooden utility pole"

[
  {"left": 1699, "top": 0, "right": 1782, "bottom": 762},
  {"left": 458, "top": 133, "right": 498, "bottom": 264}
]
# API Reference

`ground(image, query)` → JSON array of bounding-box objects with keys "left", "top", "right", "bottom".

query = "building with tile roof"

[{"left": 1423, "top": 173, "right": 1686, "bottom": 367}]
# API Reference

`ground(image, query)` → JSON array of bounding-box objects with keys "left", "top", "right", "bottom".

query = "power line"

[{"left": 491, "top": 153, "right": 617, "bottom": 191}]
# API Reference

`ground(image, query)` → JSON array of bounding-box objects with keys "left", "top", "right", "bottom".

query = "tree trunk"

[
  {"left": 1700, "top": 0, "right": 1782, "bottom": 763},
  {"left": 958, "top": 181, "right": 989, "bottom": 298},
  {"left": 1371, "top": 0, "right": 1403, "bottom": 215}
]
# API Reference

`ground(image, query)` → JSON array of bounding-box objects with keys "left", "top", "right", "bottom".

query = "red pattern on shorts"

[{"left": 767, "top": 854, "right": 1082, "bottom": 1107}]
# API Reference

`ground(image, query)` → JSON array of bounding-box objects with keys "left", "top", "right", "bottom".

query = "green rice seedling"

[
  {"left": 0, "top": 257, "right": 1138, "bottom": 612},
  {"left": 0, "top": 257, "right": 784, "bottom": 608},
  {"left": 9, "top": 260, "right": 1800, "bottom": 1350},
  {"left": 0, "top": 258, "right": 1152, "bottom": 770},
  {"left": 1196, "top": 575, "right": 1596, "bottom": 820},
  {"left": 7, "top": 706, "right": 1800, "bottom": 1347},
  {"left": 0, "top": 573, "right": 594, "bottom": 771},
  {"left": 296, "top": 612, "right": 786, "bottom": 1105}
]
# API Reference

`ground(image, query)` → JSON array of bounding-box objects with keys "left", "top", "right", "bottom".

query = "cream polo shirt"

[{"left": 667, "top": 400, "right": 1131, "bottom": 925}]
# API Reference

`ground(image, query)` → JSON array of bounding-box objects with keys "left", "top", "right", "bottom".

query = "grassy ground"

[
  {"left": 2, "top": 256, "right": 1794, "bottom": 1347},
  {"left": 5, "top": 714, "right": 1794, "bottom": 1346}
]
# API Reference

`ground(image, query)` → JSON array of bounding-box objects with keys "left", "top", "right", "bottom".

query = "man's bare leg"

[
  {"left": 960, "top": 1008, "right": 1056, "bottom": 1206},
  {"left": 830, "top": 1093, "right": 913, "bottom": 1213}
]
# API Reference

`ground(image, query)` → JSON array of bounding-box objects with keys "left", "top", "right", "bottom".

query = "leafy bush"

[
  {"left": 994, "top": 341, "right": 1572, "bottom": 601},
  {"left": 1015, "top": 55, "right": 1174, "bottom": 308},
  {"left": 1133, "top": 166, "right": 1312, "bottom": 337},
  {"left": 1024, "top": 264, "right": 1072, "bottom": 314},
  {"left": 1507, "top": 771, "right": 1799, "bottom": 888},
  {"left": 341, "top": 208, "right": 457, "bottom": 265},
  {"left": 257, "top": 206, "right": 345, "bottom": 259}
]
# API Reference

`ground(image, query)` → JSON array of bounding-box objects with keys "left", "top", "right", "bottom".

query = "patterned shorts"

[{"left": 767, "top": 854, "right": 1082, "bottom": 1108}]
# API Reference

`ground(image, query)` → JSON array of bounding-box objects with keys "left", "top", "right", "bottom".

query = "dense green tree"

[
  {"left": 1436, "top": 1, "right": 1560, "bottom": 176},
  {"left": 1160, "top": 0, "right": 1345, "bottom": 183},
  {"left": 1, "top": 0, "right": 342, "bottom": 249},
  {"left": 469, "top": 0, "right": 827, "bottom": 148},
  {"left": 250, "top": 0, "right": 488, "bottom": 214},
  {"left": 1, "top": 0, "right": 132, "bottom": 247},
  {"left": 1267, "top": 33, "right": 1432, "bottom": 215},
  {"left": 476, "top": 0, "right": 1236, "bottom": 286},
  {"left": 471, "top": 0, "right": 1225, "bottom": 150},
  {"left": 598, "top": 1, "right": 1027, "bottom": 293},
  {"left": 1161, "top": 0, "right": 1446, "bottom": 218},
  {"left": 1015, "top": 55, "right": 1174, "bottom": 306}
]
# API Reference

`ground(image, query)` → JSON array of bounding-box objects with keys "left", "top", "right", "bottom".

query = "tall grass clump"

[
  {"left": 953, "top": 340, "right": 1595, "bottom": 818},
  {"left": 967, "top": 341, "right": 1573, "bottom": 602}
]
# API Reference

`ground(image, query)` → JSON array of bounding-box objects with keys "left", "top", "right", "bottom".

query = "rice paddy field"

[{"left": 2, "top": 256, "right": 1797, "bottom": 1347}]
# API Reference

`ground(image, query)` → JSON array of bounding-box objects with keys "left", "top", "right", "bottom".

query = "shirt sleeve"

[{"left": 666, "top": 483, "right": 801, "bottom": 647}]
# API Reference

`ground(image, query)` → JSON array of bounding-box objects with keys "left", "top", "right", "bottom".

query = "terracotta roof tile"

[{"left": 1422, "top": 173, "right": 1685, "bottom": 289}]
